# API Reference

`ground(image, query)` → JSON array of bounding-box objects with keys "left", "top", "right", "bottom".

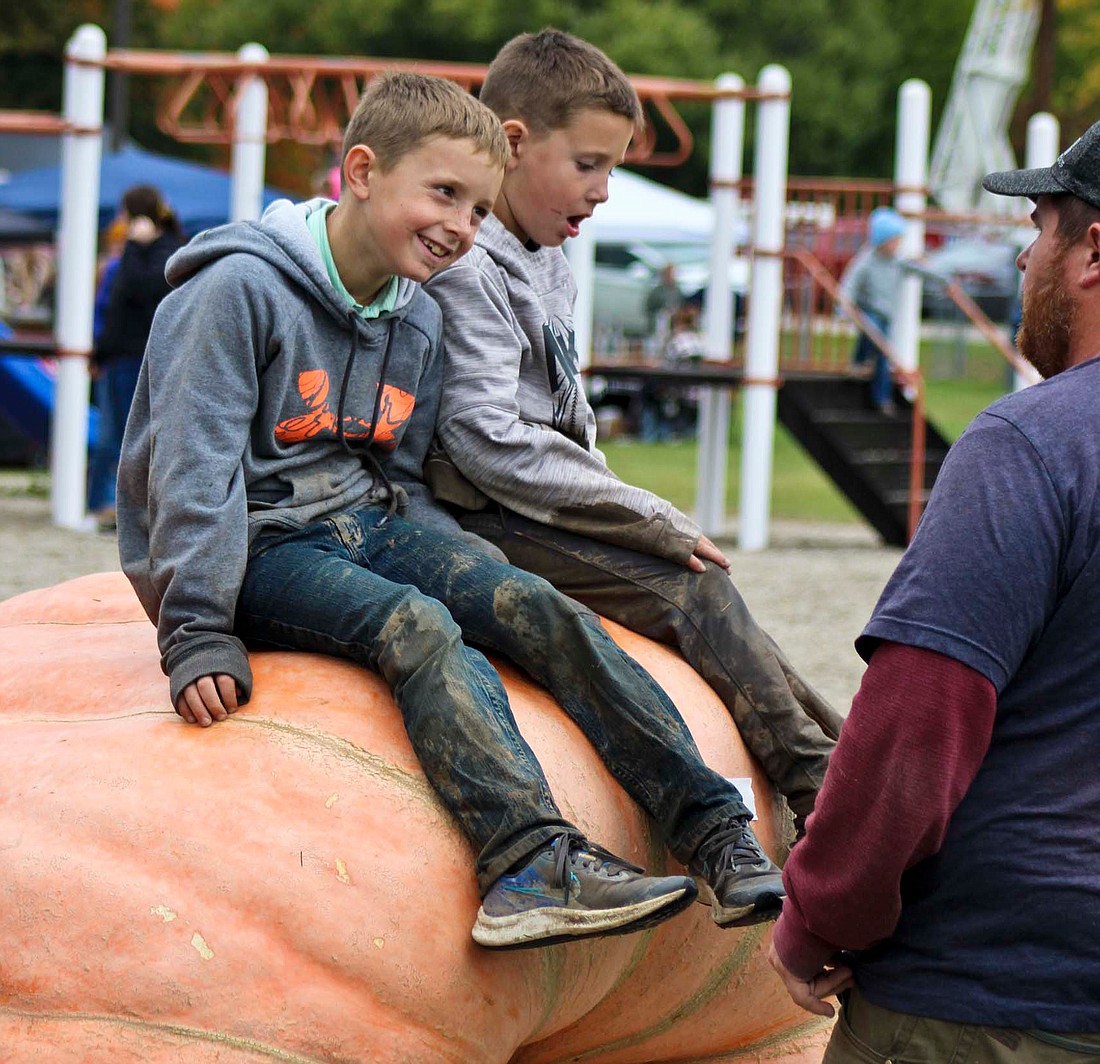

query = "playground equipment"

[
  {"left": 0, "top": 571, "right": 832, "bottom": 1063},
  {"left": 0, "top": 25, "right": 1058, "bottom": 548},
  {"left": 2, "top": 26, "right": 788, "bottom": 545}
]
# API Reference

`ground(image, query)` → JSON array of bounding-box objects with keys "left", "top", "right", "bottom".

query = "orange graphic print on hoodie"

[{"left": 275, "top": 369, "right": 415, "bottom": 449}]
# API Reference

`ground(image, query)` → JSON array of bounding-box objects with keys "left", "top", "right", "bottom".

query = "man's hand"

[
  {"left": 766, "top": 941, "right": 853, "bottom": 1018},
  {"left": 688, "top": 533, "right": 731, "bottom": 573},
  {"left": 176, "top": 674, "right": 239, "bottom": 727}
]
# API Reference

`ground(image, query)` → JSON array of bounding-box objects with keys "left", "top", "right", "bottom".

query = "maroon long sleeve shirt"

[{"left": 772, "top": 641, "right": 997, "bottom": 980}]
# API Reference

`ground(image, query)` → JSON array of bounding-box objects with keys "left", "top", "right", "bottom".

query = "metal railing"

[{"left": 781, "top": 247, "right": 927, "bottom": 540}]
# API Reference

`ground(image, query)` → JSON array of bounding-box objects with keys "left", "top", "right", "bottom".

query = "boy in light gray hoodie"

[
  {"left": 117, "top": 71, "right": 787, "bottom": 950},
  {"left": 425, "top": 30, "right": 844, "bottom": 840}
]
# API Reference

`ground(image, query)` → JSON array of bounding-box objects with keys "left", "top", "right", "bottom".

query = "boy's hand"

[
  {"left": 689, "top": 534, "right": 731, "bottom": 573},
  {"left": 176, "top": 674, "right": 239, "bottom": 727}
]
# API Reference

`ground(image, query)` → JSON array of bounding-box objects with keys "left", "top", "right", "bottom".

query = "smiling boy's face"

[
  {"left": 495, "top": 107, "right": 635, "bottom": 248},
  {"left": 343, "top": 134, "right": 503, "bottom": 303}
]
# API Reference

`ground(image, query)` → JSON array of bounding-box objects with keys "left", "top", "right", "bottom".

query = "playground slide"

[{"left": 0, "top": 324, "right": 98, "bottom": 455}]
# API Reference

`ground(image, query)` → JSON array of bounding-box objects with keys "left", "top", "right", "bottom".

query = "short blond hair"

[
  {"left": 342, "top": 71, "right": 509, "bottom": 172},
  {"left": 480, "top": 28, "right": 643, "bottom": 137}
]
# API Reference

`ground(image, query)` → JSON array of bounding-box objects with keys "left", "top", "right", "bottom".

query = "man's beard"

[{"left": 1016, "top": 253, "right": 1076, "bottom": 379}]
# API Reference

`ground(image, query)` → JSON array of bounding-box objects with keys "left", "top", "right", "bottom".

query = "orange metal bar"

[
  {"left": 0, "top": 111, "right": 69, "bottom": 135},
  {"left": 939, "top": 279, "right": 1038, "bottom": 383},
  {"left": 68, "top": 48, "right": 778, "bottom": 161}
]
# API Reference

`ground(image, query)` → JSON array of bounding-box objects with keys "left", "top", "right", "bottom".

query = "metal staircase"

[
  {"left": 776, "top": 376, "right": 953, "bottom": 547},
  {"left": 929, "top": 0, "right": 1040, "bottom": 213}
]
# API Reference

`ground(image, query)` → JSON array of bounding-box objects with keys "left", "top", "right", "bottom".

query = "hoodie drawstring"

[{"left": 335, "top": 314, "right": 400, "bottom": 525}]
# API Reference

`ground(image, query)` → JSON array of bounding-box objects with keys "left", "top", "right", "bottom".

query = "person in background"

[
  {"left": 838, "top": 206, "right": 907, "bottom": 415},
  {"left": 644, "top": 262, "right": 682, "bottom": 350},
  {"left": 659, "top": 301, "right": 706, "bottom": 439},
  {"left": 768, "top": 120, "right": 1100, "bottom": 1061},
  {"left": 87, "top": 185, "right": 183, "bottom": 531}
]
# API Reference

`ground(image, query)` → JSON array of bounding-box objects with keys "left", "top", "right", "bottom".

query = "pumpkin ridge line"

[
  {"left": 0, "top": 619, "right": 150, "bottom": 628},
  {"left": 665, "top": 1014, "right": 837, "bottom": 1062},
  {"left": 0, "top": 709, "right": 173, "bottom": 723},
  {"left": 536, "top": 924, "right": 767, "bottom": 1064},
  {"left": 0, "top": 1004, "right": 330, "bottom": 1063},
  {"left": 233, "top": 716, "right": 445, "bottom": 812}
]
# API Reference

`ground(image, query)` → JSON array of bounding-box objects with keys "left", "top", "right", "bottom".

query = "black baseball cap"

[{"left": 982, "top": 119, "right": 1100, "bottom": 211}]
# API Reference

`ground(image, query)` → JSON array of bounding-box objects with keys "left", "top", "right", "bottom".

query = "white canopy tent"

[{"left": 585, "top": 169, "right": 735, "bottom": 246}]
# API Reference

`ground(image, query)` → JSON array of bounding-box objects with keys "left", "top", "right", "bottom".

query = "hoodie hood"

[{"left": 167, "top": 198, "right": 419, "bottom": 322}]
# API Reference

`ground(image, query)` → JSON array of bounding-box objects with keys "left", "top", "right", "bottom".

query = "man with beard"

[{"left": 766, "top": 120, "right": 1100, "bottom": 1061}]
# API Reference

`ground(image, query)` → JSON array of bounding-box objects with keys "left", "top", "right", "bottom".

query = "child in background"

[{"left": 839, "top": 206, "right": 908, "bottom": 415}]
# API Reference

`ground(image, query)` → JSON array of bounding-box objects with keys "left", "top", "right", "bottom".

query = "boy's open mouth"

[{"left": 566, "top": 214, "right": 587, "bottom": 237}]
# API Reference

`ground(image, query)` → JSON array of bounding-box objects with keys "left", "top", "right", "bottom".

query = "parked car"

[
  {"left": 592, "top": 241, "right": 748, "bottom": 340},
  {"left": 920, "top": 237, "right": 1022, "bottom": 322}
]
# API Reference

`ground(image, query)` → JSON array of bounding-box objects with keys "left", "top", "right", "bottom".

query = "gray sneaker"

[
  {"left": 473, "top": 832, "right": 698, "bottom": 950},
  {"left": 690, "top": 819, "right": 785, "bottom": 928}
]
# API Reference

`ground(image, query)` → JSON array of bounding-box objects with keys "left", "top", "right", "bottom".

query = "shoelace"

[
  {"left": 549, "top": 831, "right": 644, "bottom": 902},
  {"left": 698, "top": 819, "right": 764, "bottom": 872}
]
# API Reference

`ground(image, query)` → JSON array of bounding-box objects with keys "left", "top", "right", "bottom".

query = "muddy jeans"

[
  {"left": 827, "top": 988, "right": 1100, "bottom": 1063},
  {"left": 236, "top": 505, "right": 752, "bottom": 895},
  {"left": 459, "top": 507, "right": 843, "bottom": 818}
]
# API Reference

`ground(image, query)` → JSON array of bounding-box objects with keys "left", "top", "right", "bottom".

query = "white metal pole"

[
  {"left": 738, "top": 65, "right": 790, "bottom": 552},
  {"left": 230, "top": 43, "right": 269, "bottom": 223},
  {"left": 52, "top": 24, "right": 106, "bottom": 529},
  {"left": 697, "top": 73, "right": 744, "bottom": 535},
  {"left": 564, "top": 222, "right": 595, "bottom": 370},
  {"left": 892, "top": 79, "right": 930, "bottom": 387},
  {"left": 1017, "top": 111, "right": 1059, "bottom": 391}
]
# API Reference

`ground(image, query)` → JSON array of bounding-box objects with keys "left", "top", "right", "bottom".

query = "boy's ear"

[
  {"left": 501, "top": 119, "right": 528, "bottom": 167},
  {"left": 342, "top": 145, "right": 377, "bottom": 201}
]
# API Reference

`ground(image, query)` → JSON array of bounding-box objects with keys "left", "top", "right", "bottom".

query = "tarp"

[
  {"left": 586, "top": 169, "right": 747, "bottom": 246},
  {"left": 0, "top": 143, "right": 293, "bottom": 236},
  {"left": 0, "top": 208, "right": 53, "bottom": 244},
  {"left": 0, "top": 323, "right": 98, "bottom": 456}
]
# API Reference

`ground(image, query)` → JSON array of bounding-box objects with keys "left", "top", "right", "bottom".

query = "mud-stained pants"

[
  {"left": 236, "top": 505, "right": 753, "bottom": 894},
  {"left": 459, "top": 507, "right": 844, "bottom": 822}
]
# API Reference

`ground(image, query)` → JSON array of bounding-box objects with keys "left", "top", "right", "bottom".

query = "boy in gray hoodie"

[
  {"left": 117, "top": 71, "right": 786, "bottom": 950},
  {"left": 425, "top": 30, "right": 844, "bottom": 838}
]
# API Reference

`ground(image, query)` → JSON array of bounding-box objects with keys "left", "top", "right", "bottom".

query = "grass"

[{"left": 600, "top": 337, "right": 1012, "bottom": 525}]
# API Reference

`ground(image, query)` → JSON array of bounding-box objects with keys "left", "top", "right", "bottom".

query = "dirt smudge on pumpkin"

[
  {"left": 150, "top": 905, "right": 177, "bottom": 922},
  {"left": 190, "top": 932, "right": 214, "bottom": 961}
]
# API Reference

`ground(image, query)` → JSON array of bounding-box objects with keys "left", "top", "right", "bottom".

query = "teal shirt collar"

[{"left": 306, "top": 203, "right": 398, "bottom": 319}]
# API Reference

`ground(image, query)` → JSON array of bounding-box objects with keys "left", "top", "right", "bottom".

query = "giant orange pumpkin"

[{"left": 0, "top": 572, "right": 833, "bottom": 1062}]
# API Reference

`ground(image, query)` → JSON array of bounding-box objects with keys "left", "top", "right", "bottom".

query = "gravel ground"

[{"left": 0, "top": 469, "right": 904, "bottom": 712}]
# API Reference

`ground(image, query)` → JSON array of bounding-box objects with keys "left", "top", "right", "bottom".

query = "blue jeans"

[
  {"left": 459, "top": 507, "right": 842, "bottom": 816},
  {"left": 87, "top": 356, "right": 142, "bottom": 513},
  {"left": 852, "top": 309, "right": 893, "bottom": 408},
  {"left": 236, "top": 506, "right": 751, "bottom": 894}
]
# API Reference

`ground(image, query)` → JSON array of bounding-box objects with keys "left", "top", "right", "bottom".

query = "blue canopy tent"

[
  {"left": 0, "top": 143, "right": 294, "bottom": 236},
  {"left": 0, "top": 145, "right": 295, "bottom": 461}
]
